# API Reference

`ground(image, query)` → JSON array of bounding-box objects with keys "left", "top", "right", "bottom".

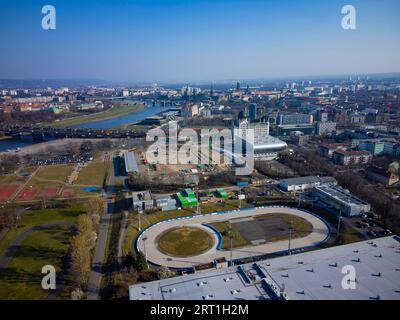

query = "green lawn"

[
  {"left": 123, "top": 209, "right": 194, "bottom": 254},
  {"left": 209, "top": 221, "right": 250, "bottom": 249},
  {"left": 0, "top": 225, "right": 73, "bottom": 300},
  {"left": 34, "top": 165, "right": 74, "bottom": 183},
  {"left": 52, "top": 103, "right": 144, "bottom": 127},
  {"left": 0, "top": 203, "right": 84, "bottom": 257},
  {"left": 158, "top": 227, "right": 213, "bottom": 257},
  {"left": 123, "top": 201, "right": 248, "bottom": 255},
  {"left": 75, "top": 161, "right": 109, "bottom": 186},
  {"left": 200, "top": 200, "right": 245, "bottom": 214}
]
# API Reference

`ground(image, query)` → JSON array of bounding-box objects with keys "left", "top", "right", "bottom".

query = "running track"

[{"left": 136, "top": 207, "right": 331, "bottom": 269}]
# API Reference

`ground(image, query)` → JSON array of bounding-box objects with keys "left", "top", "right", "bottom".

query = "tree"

[
  {"left": 135, "top": 252, "right": 147, "bottom": 272},
  {"left": 157, "top": 266, "right": 174, "bottom": 280},
  {"left": 124, "top": 253, "right": 135, "bottom": 273},
  {"left": 71, "top": 288, "right": 85, "bottom": 300},
  {"left": 85, "top": 198, "right": 104, "bottom": 230},
  {"left": 70, "top": 233, "right": 91, "bottom": 288}
]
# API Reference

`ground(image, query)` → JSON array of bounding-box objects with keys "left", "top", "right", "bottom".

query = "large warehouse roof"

[
  {"left": 129, "top": 236, "right": 400, "bottom": 300},
  {"left": 315, "top": 185, "right": 369, "bottom": 206},
  {"left": 123, "top": 151, "right": 138, "bottom": 173},
  {"left": 280, "top": 176, "right": 337, "bottom": 187}
]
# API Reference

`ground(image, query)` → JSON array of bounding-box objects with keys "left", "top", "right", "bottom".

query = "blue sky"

[{"left": 0, "top": 0, "right": 399, "bottom": 82}]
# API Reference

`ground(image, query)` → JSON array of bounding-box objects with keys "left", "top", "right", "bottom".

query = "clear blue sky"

[{"left": 0, "top": 0, "right": 399, "bottom": 82}]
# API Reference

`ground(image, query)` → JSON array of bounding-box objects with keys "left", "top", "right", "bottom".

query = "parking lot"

[{"left": 27, "top": 152, "right": 93, "bottom": 166}]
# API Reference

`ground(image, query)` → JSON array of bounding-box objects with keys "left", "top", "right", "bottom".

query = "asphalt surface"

[{"left": 86, "top": 154, "right": 115, "bottom": 300}]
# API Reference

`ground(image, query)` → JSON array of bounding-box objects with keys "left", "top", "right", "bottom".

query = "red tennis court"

[
  {"left": 0, "top": 185, "right": 19, "bottom": 201},
  {"left": 18, "top": 187, "right": 39, "bottom": 200},
  {"left": 41, "top": 188, "right": 59, "bottom": 199},
  {"left": 62, "top": 189, "right": 74, "bottom": 197}
]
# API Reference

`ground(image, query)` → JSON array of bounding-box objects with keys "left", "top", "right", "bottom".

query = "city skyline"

[{"left": 0, "top": 0, "right": 400, "bottom": 82}]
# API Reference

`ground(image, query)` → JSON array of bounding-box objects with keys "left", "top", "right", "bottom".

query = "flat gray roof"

[
  {"left": 129, "top": 236, "right": 400, "bottom": 300},
  {"left": 280, "top": 176, "right": 337, "bottom": 186},
  {"left": 124, "top": 151, "right": 138, "bottom": 173},
  {"left": 315, "top": 185, "right": 368, "bottom": 206}
]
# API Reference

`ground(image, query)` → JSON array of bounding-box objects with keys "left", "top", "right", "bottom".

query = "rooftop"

[
  {"left": 315, "top": 185, "right": 368, "bottom": 206},
  {"left": 129, "top": 236, "right": 400, "bottom": 300},
  {"left": 334, "top": 150, "right": 371, "bottom": 156},
  {"left": 320, "top": 143, "right": 348, "bottom": 149},
  {"left": 280, "top": 176, "right": 337, "bottom": 186}
]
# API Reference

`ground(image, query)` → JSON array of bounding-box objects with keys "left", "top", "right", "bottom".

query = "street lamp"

[
  {"left": 142, "top": 236, "right": 149, "bottom": 269},
  {"left": 238, "top": 194, "right": 245, "bottom": 209},
  {"left": 136, "top": 204, "right": 142, "bottom": 231},
  {"left": 228, "top": 228, "right": 234, "bottom": 266},
  {"left": 337, "top": 209, "right": 342, "bottom": 238},
  {"left": 288, "top": 216, "right": 293, "bottom": 256}
]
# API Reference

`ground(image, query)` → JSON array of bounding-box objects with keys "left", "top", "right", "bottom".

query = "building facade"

[{"left": 332, "top": 150, "right": 372, "bottom": 166}]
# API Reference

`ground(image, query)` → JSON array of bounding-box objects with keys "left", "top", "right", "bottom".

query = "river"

[
  {"left": 0, "top": 139, "right": 39, "bottom": 152},
  {"left": 70, "top": 105, "right": 167, "bottom": 129},
  {"left": 0, "top": 105, "right": 168, "bottom": 152}
]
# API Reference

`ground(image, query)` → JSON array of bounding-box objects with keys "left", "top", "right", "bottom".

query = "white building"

[
  {"left": 234, "top": 119, "right": 287, "bottom": 161},
  {"left": 316, "top": 121, "right": 337, "bottom": 136},
  {"left": 279, "top": 176, "right": 337, "bottom": 192},
  {"left": 314, "top": 185, "right": 371, "bottom": 216},
  {"left": 129, "top": 236, "right": 400, "bottom": 300}
]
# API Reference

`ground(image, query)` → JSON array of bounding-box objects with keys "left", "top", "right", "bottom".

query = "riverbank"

[
  {"left": 0, "top": 138, "right": 120, "bottom": 157},
  {"left": 51, "top": 102, "right": 146, "bottom": 127}
]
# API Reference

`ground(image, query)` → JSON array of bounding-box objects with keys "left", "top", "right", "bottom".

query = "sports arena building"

[
  {"left": 129, "top": 236, "right": 400, "bottom": 300},
  {"left": 233, "top": 119, "right": 287, "bottom": 160}
]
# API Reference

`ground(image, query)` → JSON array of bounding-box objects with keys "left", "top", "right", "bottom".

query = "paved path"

[
  {"left": 9, "top": 167, "right": 39, "bottom": 201},
  {"left": 86, "top": 154, "right": 115, "bottom": 300},
  {"left": 136, "top": 207, "right": 330, "bottom": 269},
  {"left": 0, "top": 221, "right": 74, "bottom": 270},
  {"left": 0, "top": 221, "right": 75, "bottom": 300},
  {"left": 117, "top": 211, "right": 129, "bottom": 265}
]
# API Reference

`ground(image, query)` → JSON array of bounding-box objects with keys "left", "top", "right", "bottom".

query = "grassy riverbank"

[{"left": 52, "top": 103, "right": 145, "bottom": 127}]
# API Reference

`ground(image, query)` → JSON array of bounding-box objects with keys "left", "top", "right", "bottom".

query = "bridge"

[{"left": 0, "top": 124, "right": 147, "bottom": 141}]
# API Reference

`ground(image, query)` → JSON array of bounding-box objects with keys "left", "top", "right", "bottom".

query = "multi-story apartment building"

[{"left": 332, "top": 150, "right": 372, "bottom": 166}]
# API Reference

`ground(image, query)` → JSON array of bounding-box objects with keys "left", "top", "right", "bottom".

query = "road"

[{"left": 86, "top": 153, "right": 115, "bottom": 300}]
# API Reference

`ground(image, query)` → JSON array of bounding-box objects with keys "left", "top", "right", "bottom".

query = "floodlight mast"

[
  {"left": 143, "top": 236, "right": 149, "bottom": 269},
  {"left": 229, "top": 228, "right": 233, "bottom": 266},
  {"left": 337, "top": 209, "right": 342, "bottom": 238}
]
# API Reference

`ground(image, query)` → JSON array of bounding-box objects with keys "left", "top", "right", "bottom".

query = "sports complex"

[{"left": 135, "top": 206, "right": 331, "bottom": 269}]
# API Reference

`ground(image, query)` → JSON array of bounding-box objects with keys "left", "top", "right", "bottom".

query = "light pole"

[
  {"left": 196, "top": 189, "right": 201, "bottom": 215},
  {"left": 228, "top": 228, "right": 233, "bottom": 266},
  {"left": 337, "top": 209, "right": 342, "bottom": 238},
  {"left": 288, "top": 216, "right": 293, "bottom": 255},
  {"left": 137, "top": 205, "right": 141, "bottom": 231},
  {"left": 143, "top": 236, "right": 148, "bottom": 269},
  {"left": 297, "top": 193, "right": 301, "bottom": 208},
  {"left": 238, "top": 194, "right": 245, "bottom": 209}
]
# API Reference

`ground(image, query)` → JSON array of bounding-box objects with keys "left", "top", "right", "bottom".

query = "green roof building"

[{"left": 216, "top": 188, "right": 228, "bottom": 199}]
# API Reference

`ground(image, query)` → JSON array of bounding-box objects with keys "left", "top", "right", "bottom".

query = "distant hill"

[{"left": 0, "top": 78, "right": 110, "bottom": 89}]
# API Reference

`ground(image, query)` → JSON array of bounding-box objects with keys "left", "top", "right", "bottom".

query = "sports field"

[
  {"left": 137, "top": 206, "right": 331, "bottom": 269},
  {"left": 75, "top": 160, "right": 109, "bottom": 186},
  {"left": 157, "top": 227, "right": 214, "bottom": 257},
  {"left": 0, "top": 185, "right": 19, "bottom": 201}
]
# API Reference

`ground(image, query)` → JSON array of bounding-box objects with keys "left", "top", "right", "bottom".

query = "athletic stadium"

[{"left": 135, "top": 206, "right": 331, "bottom": 269}]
